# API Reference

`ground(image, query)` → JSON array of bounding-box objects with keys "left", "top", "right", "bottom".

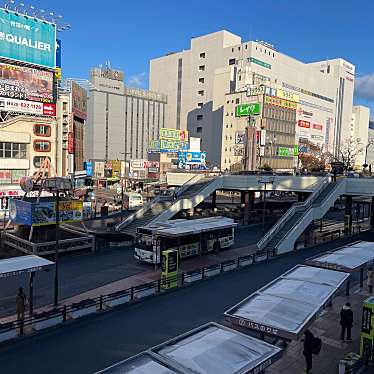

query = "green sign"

[
  {"left": 293, "top": 145, "right": 299, "bottom": 156},
  {"left": 249, "top": 57, "right": 271, "bottom": 69},
  {"left": 278, "top": 147, "right": 290, "bottom": 157},
  {"left": 0, "top": 9, "right": 56, "bottom": 68},
  {"left": 235, "top": 103, "right": 261, "bottom": 117}
]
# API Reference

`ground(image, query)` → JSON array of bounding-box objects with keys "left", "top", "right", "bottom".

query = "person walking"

[
  {"left": 303, "top": 330, "right": 315, "bottom": 373},
  {"left": 340, "top": 302, "right": 353, "bottom": 342},
  {"left": 367, "top": 267, "right": 373, "bottom": 294},
  {"left": 16, "top": 287, "right": 27, "bottom": 321}
]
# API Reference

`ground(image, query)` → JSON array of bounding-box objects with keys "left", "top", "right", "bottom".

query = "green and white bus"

[{"left": 134, "top": 216, "right": 237, "bottom": 264}]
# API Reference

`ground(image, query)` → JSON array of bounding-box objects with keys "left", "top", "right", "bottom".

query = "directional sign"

[{"left": 235, "top": 103, "right": 261, "bottom": 117}]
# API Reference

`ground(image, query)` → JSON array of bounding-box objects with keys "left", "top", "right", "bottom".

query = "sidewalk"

[{"left": 267, "top": 286, "right": 371, "bottom": 374}]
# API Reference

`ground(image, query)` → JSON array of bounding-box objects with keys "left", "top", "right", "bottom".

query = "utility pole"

[{"left": 54, "top": 190, "right": 60, "bottom": 307}]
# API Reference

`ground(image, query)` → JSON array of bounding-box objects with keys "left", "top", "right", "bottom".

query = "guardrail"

[{"left": 0, "top": 248, "right": 277, "bottom": 345}]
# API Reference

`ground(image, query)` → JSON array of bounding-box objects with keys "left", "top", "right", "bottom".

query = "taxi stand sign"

[
  {"left": 360, "top": 296, "right": 374, "bottom": 358},
  {"left": 161, "top": 249, "right": 179, "bottom": 289}
]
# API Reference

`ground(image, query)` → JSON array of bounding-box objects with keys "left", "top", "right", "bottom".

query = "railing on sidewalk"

[
  {"left": 344, "top": 347, "right": 374, "bottom": 373},
  {"left": 0, "top": 248, "right": 277, "bottom": 344}
]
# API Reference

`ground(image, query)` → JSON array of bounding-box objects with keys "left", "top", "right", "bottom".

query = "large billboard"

[
  {"left": 0, "top": 97, "right": 56, "bottom": 116},
  {"left": 0, "top": 62, "right": 55, "bottom": 103},
  {"left": 159, "top": 128, "right": 188, "bottom": 141},
  {"left": 9, "top": 199, "right": 83, "bottom": 226},
  {"left": 0, "top": 8, "right": 56, "bottom": 68}
]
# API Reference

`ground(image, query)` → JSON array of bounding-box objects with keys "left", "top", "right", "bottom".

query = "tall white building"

[
  {"left": 150, "top": 30, "right": 357, "bottom": 167},
  {"left": 350, "top": 105, "right": 370, "bottom": 167}
]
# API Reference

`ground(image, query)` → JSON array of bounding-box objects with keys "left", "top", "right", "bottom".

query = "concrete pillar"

[
  {"left": 345, "top": 196, "right": 353, "bottom": 234},
  {"left": 211, "top": 190, "right": 217, "bottom": 209},
  {"left": 370, "top": 197, "right": 374, "bottom": 226},
  {"left": 241, "top": 191, "right": 250, "bottom": 225},
  {"left": 249, "top": 191, "right": 255, "bottom": 215}
]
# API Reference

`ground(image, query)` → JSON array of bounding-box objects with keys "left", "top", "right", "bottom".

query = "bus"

[
  {"left": 122, "top": 192, "right": 143, "bottom": 210},
  {"left": 134, "top": 216, "right": 237, "bottom": 264}
]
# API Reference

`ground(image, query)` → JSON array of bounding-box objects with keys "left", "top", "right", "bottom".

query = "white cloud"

[
  {"left": 355, "top": 74, "right": 374, "bottom": 101},
  {"left": 128, "top": 72, "right": 147, "bottom": 87}
]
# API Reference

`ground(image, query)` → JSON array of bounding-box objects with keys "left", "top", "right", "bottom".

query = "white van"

[{"left": 123, "top": 192, "right": 143, "bottom": 210}]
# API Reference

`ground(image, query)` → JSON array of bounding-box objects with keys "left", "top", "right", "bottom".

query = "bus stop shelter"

[
  {"left": 96, "top": 323, "right": 282, "bottom": 374},
  {"left": 305, "top": 241, "right": 374, "bottom": 295},
  {"left": 0, "top": 255, "right": 54, "bottom": 315},
  {"left": 224, "top": 265, "right": 349, "bottom": 340}
]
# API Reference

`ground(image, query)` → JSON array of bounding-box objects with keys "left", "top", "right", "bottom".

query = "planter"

[
  {"left": 204, "top": 267, "right": 221, "bottom": 277},
  {"left": 184, "top": 271, "right": 203, "bottom": 284},
  {"left": 105, "top": 294, "right": 131, "bottom": 308},
  {"left": 70, "top": 301, "right": 97, "bottom": 319},
  {"left": 134, "top": 286, "right": 156, "bottom": 300},
  {"left": 33, "top": 314, "right": 64, "bottom": 331},
  {"left": 222, "top": 262, "right": 237, "bottom": 272}
]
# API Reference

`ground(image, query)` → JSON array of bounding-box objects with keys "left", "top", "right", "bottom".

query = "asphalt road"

[
  {"left": 0, "top": 234, "right": 369, "bottom": 374},
  {"left": 0, "top": 225, "right": 264, "bottom": 317}
]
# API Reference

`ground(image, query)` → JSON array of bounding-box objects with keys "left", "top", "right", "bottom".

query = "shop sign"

[
  {"left": 298, "top": 120, "right": 310, "bottom": 128},
  {"left": 159, "top": 128, "right": 188, "bottom": 141},
  {"left": 249, "top": 57, "right": 271, "bottom": 69},
  {"left": 312, "top": 124, "right": 323, "bottom": 131},
  {"left": 234, "top": 147, "right": 244, "bottom": 156},
  {"left": 264, "top": 95, "right": 297, "bottom": 110},
  {"left": 276, "top": 89, "right": 299, "bottom": 103},
  {"left": 178, "top": 151, "right": 206, "bottom": 165},
  {"left": 311, "top": 135, "right": 324, "bottom": 141},
  {"left": 235, "top": 132, "right": 245, "bottom": 144},
  {"left": 247, "top": 86, "right": 265, "bottom": 96},
  {"left": 67, "top": 132, "right": 74, "bottom": 154},
  {"left": 278, "top": 146, "right": 298, "bottom": 157},
  {"left": 0, "top": 97, "right": 56, "bottom": 116},
  {"left": 235, "top": 103, "right": 261, "bottom": 117}
]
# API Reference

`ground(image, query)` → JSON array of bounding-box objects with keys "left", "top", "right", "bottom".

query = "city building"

[
  {"left": 149, "top": 30, "right": 359, "bottom": 168},
  {"left": 85, "top": 65, "right": 167, "bottom": 163}
]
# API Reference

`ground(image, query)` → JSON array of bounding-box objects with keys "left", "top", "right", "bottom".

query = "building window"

[
  {"left": 238, "top": 75, "right": 242, "bottom": 81},
  {"left": 231, "top": 48, "right": 234, "bottom": 52},
  {"left": 33, "top": 156, "right": 51, "bottom": 168},
  {"left": 229, "top": 58, "right": 236, "bottom": 65},
  {"left": 198, "top": 65, "right": 205, "bottom": 71},
  {"left": 34, "top": 124, "right": 51, "bottom": 137},
  {"left": 197, "top": 114, "right": 203, "bottom": 121},
  {"left": 226, "top": 124, "right": 228, "bottom": 128},
  {"left": 198, "top": 77, "right": 205, "bottom": 84},
  {"left": 63, "top": 102, "right": 68, "bottom": 111},
  {"left": 235, "top": 98, "right": 240, "bottom": 104},
  {"left": 197, "top": 102, "right": 203, "bottom": 108},
  {"left": 199, "top": 52, "right": 206, "bottom": 58},
  {"left": 0, "top": 142, "right": 27, "bottom": 159},
  {"left": 198, "top": 90, "right": 204, "bottom": 96},
  {"left": 245, "top": 44, "right": 248, "bottom": 49},
  {"left": 34, "top": 140, "right": 51, "bottom": 152},
  {"left": 196, "top": 127, "right": 202, "bottom": 133}
]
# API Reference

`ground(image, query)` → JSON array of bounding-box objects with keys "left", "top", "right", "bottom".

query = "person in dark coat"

[
  {"left": 303, "top": 329, "right": 315, "bottom": 373},
  {"left": 340, "top": 302, "right": 353, "bottom": 341}
]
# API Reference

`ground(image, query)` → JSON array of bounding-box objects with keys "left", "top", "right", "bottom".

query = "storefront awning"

[
  {"left": 305, "top": 241, "right": 374, "bottom": 273},
  {"left": 224, "top": 265, "right": 349, "bottom": 340},
  {"left": 0, "top": 255, "right": 54, "bottom": 278}
]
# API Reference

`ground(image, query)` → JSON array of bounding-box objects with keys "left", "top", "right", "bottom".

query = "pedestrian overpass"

[{"left": 115, "top": 173, "right": 374, "bottom": 255}]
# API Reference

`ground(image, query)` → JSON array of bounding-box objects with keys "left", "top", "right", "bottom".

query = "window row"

[
  {"left": 0, "top": 142, "right": 27, "bottom": 159},
  {"left": 266, "top": 119, "right": 295, "bottom": 135},
  {"left": 34, "top": 124, "right": 51, "bottom": 137},
  {"left": 264, "top": 105, "right": 296, "bottom": 122},
  {"left": 34, "top": 140, "right": 51, "bottom": 152}
]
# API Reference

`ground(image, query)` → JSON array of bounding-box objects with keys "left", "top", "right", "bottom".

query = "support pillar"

[
  {"left": 371, "top": 197, "right": 374, "bottom": 227},
  {"left": 211, "top": 190, "right": 217, "bottom": 209},
  {"left": 241, "top": 191, "right": 250, "bottom": 225},
  {"left": 344, "top": 196, "right": 353, "bottom": 234},
  {"left": 28, "top": 271, "right": 35, "bottom": 316}
]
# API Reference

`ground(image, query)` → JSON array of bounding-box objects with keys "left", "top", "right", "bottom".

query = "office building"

[
  {"left": 150, "top": 30, "right": 358, "bottom": 167},
  {"left": 85, "top": 66, "right": 167, "bottom": 162},
  {"left": 350, "top": 105, "right": 370, "bottom": 167}
]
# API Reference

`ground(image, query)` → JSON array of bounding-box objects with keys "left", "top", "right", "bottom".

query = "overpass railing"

[{"left": 257, "top": 177, "right": 329, "bottom": 250}]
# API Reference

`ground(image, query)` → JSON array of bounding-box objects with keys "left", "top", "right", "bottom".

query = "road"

[
  {"left": 0, "top": 225, "right": 265, "bottom": 317},
  {"left": 0, "top": 234, "right": 368, "bottom": 374}
]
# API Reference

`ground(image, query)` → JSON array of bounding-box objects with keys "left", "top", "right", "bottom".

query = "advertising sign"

[
  {"left": 56, "top": 39, "right": 61, "bottom": 68},
  {"left": 247, "top": 86, "right": 265, "bottom": 96},
  {"left": 278, "top": 146, "right": 298, "bottom": 157},
  {"left": 9, "top": 199, "right": 83, "bottom": 226},
  {"left": 67, "top": 132, "right": 74, "bottom": 154},
  {"left": 235, "top": 103, "right": 261, "bottom": 117},
  {"left": 0, "top": 62, "right": 55, "bottom": 103},
  {"left": 276, "top": 89, "right": 299, "bottom": 103},
  {"left": 264, "top": 95, "right": 297, "bottom": 110},
  {"left": 111, "top": 160, "right": 121, "bottom": 177},
  {"left": 71, "top": 81, "right": 87, "bottom": 120},
  {"left": 161, "top": 249, "right": 179, "bottom": 289},
  {"left": 85, "top": 162, "right": 93, "bottom": 177},
  {"left": 235, "top": 132, "right": 245, "bottom": 144},
  {"left": 159, "top": 128, "right": 188, "bottom": 142},
  {"left": 178, "top": 151, "right": 206, "bottom": 165},
  {"left": 0, "top": 9, "right": 56, "bottom": 68},
  {"left": 298, "top": 120, "right": 311, "bottom": 128},
  {"left": 234, "top": 147, "right": 244, "bottom": 156},
  {"left": 313, "top": 123, "right": 323, "bottom": 131},
  {"left": 0, "top": 97, "right": 55, "bottom": 116},
  {"left": 150, "top": 139, "right": 189, "bottom": 153}
]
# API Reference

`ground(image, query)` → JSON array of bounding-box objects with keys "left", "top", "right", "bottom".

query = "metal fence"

[{"left": 0, "top": 248, "right": 276, "bottom": 344}]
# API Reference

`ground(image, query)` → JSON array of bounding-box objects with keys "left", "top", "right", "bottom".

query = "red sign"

[
  {"left": 313, "top": 124, "right": 323, "bottom": 131},
  {"left": 346, "top": 76, "right": 354, "bottom": 82},
  {"left": 67, "top": 132, "right": 74, "bottom": 154},
  {"left": 43, "top": 103, "right": 56, "bottom": 116},
  {"left": 179, "top": 130, "right": 188, "bottom": 141},
  {"left": 298, "top": 120, "right": 310, "bottom": 128},
  {"left": 0, "top": 190, "right": 22, "bottom": 197}
]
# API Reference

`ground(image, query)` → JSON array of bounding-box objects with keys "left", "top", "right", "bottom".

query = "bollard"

[
  {"left": 130, "top": 287, "right": 134, "bottom": 301},
  {"left": 237, "top": 257, "right": 240, "bottom": 268},
  {"left": 19, "top": 319, "right": 24, "bottom": 336},
  {"left": 63, "top": 305, "right": 67, "bottom": 322},
  {"left": 181, "top": 272, "right": 185, "bottom": 286},
  {"left": 99, "top": 295, "right": 103, "bottom": 311},
  {"left": 202, "top": 268, "right": 205, "bottom": 278},
  {"left": 157, "top": 279, "right": 161, "bottom": 293}
]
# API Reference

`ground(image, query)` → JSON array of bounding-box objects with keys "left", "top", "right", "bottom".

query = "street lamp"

[{"left": 257, "top": 175, "right": 275, "bottom": 236}]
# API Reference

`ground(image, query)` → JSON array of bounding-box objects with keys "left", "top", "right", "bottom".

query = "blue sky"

[{"left": 23, "top": 0, "right": 374, "bottom": 114}]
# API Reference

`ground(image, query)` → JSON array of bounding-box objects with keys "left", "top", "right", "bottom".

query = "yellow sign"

[
  {"left": 111, "top": 160, "right": 121, "bottom": 176},
  {"left": 264, "top": 95, "right": 297, "bottom": 110},
  {"left": 159, "top": 128, "right": 188, "bottom": 142},
  {"left": 276, "top": 89, "right": 300, "bottom": 103},
  {"left": 161, "top": 249, "right": 179, "bottom": 289},
  {"left": 54, "top": 67, "right": 62, "bottom": 80}
]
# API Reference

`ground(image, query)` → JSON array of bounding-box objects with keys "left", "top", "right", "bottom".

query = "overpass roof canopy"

[
  {"left": 224, "top": 265, "right": 348, "bottom": 340},
  {"left": 96, "top": 323, "right": 282, "bottom": 374},
  {"left": 0, "top": 255, "right": 54, "bottom": 278},
  {"left": 305, "top": 241, "right": 374, "bottom": 273},
  {"left": 143, "top": 216, "right": 237, "bottom": 237}
]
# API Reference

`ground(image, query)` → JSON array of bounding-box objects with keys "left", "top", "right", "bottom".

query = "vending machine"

[
  {"left": 161, "top": 249, "right": 179, "bottom": 289},
  {"left": 360, "top": 296, "right": 374, "bottom": 359}
]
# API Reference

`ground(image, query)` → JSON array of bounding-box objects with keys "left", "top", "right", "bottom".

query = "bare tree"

[{"left": 337, "top": 138, "right": 364, "bottom": 171}]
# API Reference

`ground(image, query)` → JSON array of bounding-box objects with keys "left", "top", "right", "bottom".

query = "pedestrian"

[
  {"left": 340, "top": 302, "right": 353, "bottom": 342},
  {"left": 303, "top": 329, "right": 315, "bottom": 373},
  {"left": 367, "top": 267, "right": 373, "bottom": 294},
  {"left": 16, "top": 287, "right": 27, "bottom": 321}
]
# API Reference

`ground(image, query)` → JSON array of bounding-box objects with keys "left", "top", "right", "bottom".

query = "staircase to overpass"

[{"left": 257, "top": 178, "right": 346, "bottom": 254}]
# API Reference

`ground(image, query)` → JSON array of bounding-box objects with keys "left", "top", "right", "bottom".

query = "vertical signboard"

[
  {"left": 161, "top": 249, "right": 179, "bottom": 289},
  {"left": 0, "top": 8, "right": 56, "bottom": 68}
]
